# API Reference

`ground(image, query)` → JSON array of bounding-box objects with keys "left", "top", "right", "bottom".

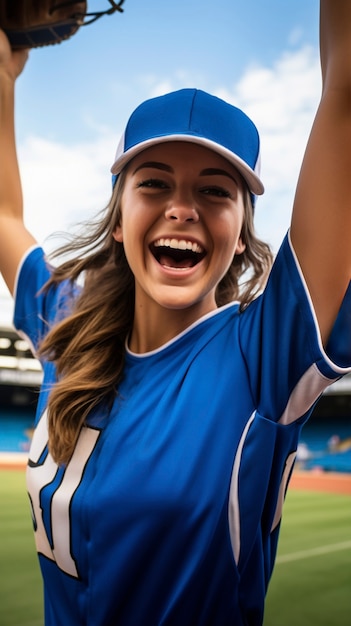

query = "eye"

[
  {"left": 200, "top": 186, "right": 232, "bottom": 198},
  {"left": 136, "top": 178, "right": 169, "bottom": 190}
]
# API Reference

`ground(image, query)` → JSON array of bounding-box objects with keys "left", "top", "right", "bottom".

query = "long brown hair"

[{"left": 39, "top": 172, "right": 273, "bottom": 465}]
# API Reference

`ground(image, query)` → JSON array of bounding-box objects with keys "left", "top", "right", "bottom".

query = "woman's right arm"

[{"left": 0, "top": 30, "right": 37, "bottom": 296}]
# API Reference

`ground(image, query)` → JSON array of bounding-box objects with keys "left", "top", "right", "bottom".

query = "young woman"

[{"left": 0, "top": 2, "right": 350, "bottom": 624}]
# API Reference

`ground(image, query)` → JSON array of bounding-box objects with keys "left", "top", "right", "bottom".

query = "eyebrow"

[
  {"left": 133, "top": 162, "right": 239, "bottom": 185},
  {"left": 199, "top": 168, "right": 239, "bottom": 185}
]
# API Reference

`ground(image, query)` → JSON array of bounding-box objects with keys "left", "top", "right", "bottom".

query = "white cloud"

[
  {"left": 215, "top": 45, "right": 321, "bottom": 249},
  {"left": 0, "top": 131, "right": 117, "bottom": 303},
  {"left": 18, "top": 132, "right": 116, "bottom": 247}
]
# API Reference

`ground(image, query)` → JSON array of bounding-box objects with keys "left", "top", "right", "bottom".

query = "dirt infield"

[
  {"left": 1, "top": 453, "right": 350, "bottom": 495},
  {"left": 0, "top": 452, "right": 28, "bottom": 471},
  {"left": 290, "top": 470, "right": 351, "bottom": 495}
]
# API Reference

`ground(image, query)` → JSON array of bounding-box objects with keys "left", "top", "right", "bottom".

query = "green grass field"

[
  {"left": 0, "top": 470, "right": 350, "bottom": 626},
  {"left": 264, "top": 489, "right": 351, "bottom": 625},
  {"left": 0, "top": 470, "right": 42, "bottom": 626}
]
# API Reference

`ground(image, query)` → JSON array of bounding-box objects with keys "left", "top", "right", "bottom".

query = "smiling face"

[{"left": 113, "top": 141, "right": 246, "bottom": 341}]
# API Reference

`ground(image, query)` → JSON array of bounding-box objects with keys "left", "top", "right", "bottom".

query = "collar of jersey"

[{"left": 125, "top": 301, "right": 240, "bottom": 358}]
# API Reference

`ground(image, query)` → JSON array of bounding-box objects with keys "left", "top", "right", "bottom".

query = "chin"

[{"left": 155, "top": 290, "right": 217, "bottom": 315}]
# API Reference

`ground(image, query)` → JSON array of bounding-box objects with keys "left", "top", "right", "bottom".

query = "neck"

[{"left": 129, "top": 300, "right": 217, "bottom": 354}]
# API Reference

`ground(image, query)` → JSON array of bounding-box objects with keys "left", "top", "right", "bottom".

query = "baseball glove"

[{"left": 0, "top": 1, "right": 125, "bottom": 49}]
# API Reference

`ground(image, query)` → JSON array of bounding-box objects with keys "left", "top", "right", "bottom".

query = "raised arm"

[
  {"left": 290, "top": 0, "right": 351, "bottom": 345},
  {"left": 0, "top": 30, "right": 37, "bottom": 296}
]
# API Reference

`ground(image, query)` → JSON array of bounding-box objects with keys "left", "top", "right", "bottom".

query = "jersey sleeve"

[
  {"left": 232, "top": 233, "right": 351, "bottom": 589},
  {"left": 239, "top": 231, "right": 351, "bottom": 425},
  {"left": 13, "top": 246, "right": 76, "bottom": 357}
]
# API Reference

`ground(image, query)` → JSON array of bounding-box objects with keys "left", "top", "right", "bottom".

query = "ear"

[
  {"left": 235, "top": 236, "right": 246, "bottom": 255},
  {"left": 112, "top": 224, "right": 123, "bottom": 243}
]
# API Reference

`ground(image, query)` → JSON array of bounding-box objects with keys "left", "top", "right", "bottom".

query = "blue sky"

[{"left": 1, "top": 0, "right": 321, "bottom": 322}]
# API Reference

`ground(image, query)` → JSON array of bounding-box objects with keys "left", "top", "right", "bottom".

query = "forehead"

[{"left": 127, "top": 140, "right": 243, "bottom": 179}]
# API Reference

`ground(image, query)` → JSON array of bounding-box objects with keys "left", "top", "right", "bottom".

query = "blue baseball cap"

[{"left": 110, "top": 88, "right": 264, "bottom": 202}]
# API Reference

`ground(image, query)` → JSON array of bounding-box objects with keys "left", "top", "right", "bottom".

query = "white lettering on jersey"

[{"left": 26, "top": 409, "right": 100, "bottom": 578}]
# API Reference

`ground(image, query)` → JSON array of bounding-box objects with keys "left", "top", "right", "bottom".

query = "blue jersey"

[{"left": 14, "top": 233, "right": 351, "bottom": 626}]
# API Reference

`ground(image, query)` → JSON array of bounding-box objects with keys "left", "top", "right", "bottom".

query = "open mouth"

[{"left": 150, "top": 238, "right": 206, "bottom": 269}]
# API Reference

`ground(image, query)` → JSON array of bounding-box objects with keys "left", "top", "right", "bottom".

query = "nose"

[{"left": 164, "top": 198, "right": 199, "bottom": 223}]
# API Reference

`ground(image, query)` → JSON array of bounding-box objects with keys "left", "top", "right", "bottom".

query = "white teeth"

[{"left": 154, "top": 238, "right": 203, "bottom": 253}]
